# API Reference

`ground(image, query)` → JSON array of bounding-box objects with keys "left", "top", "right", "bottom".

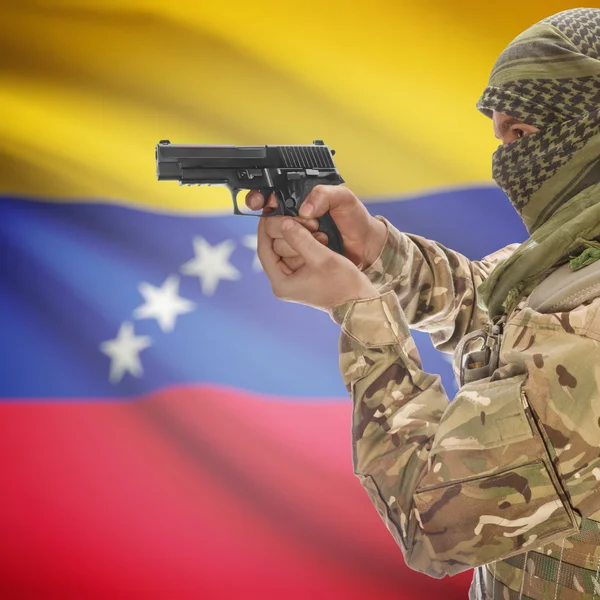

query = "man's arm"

[
  {"left": 247, "top": 185, "right": 518, "bottom": 353},
  {"left": 364, "top": 217, "right": 519, "bottom": 353},
  {"left": 332, "top": 291, "right": 585, "bottom": 578},
  {"left": 255, "top": 208, "right": 591, "bottom": 579}
]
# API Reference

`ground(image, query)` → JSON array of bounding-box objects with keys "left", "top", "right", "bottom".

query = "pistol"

[{"left": 155, "top": 139, "right": 344, "bottom": 254}]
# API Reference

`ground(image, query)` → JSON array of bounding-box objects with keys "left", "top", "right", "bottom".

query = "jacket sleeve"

[
  {"left": 363, "top": 217, "right": 519, "bottom": 353},
  {"left": 331, "top": 291, "right": 582, "bottom": 578}
]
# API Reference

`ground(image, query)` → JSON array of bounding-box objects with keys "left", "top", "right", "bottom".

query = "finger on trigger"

[
  {"left": 245, "top": 190, "right": 264, "bottom": 211},
  {"left": 314, "top": 232, "right": 328, "bottom": 245}
]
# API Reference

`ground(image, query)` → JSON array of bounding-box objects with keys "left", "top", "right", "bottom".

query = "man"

[{"left": 247, "top": 8, "right": 600, "bottom": 599}]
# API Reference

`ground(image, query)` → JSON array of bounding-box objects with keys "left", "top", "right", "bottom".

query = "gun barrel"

[{"left": 155, "top": 140, "right": 337, "bottom": 180}]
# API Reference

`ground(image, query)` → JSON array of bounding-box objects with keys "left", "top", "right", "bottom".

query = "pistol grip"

[
  {"left": 285, "top": 179, "right": 345, "bottom": 256},
  {"left": 317, "top": 212, "right": 344, "bottom": 255}
]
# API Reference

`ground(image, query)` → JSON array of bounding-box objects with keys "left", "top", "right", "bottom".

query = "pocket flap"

[{"left": 432, "top": 374, "right": 531, "bottom": 454}]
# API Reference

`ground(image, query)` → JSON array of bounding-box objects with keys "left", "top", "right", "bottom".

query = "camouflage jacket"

[{"left": 330, "top": 217, "right": 600, "bottom": 596}]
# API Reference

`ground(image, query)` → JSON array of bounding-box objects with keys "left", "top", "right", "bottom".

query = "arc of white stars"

[
  {"left": 99, "top": 322, "right": 152, "bottom": 384},
  {"left": 180, "top": 236, "right": 241, "bottom": 296},
  {"left": 133, "top": 275, "right": 195, "bottom": 333},
  {"left": 242, "top": 234, "right": 262, "bottom": 271}
]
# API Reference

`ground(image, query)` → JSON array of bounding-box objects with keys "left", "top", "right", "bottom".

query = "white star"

[
  {"left": 99, "top": 322, "right": 152, "bottom": 384},
  {"left": 242, "top": 234, "right": 262, "bottom": 271},
  {"left": 180, "top": 236, "right": 241, "bottom": 296},
  {"left": 133, "top": 275, "right": 195, "bottom": 333}
]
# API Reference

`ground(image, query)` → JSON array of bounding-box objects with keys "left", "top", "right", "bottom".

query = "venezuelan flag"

[{"left": 0, "top": 2, "right": 574, "bottom": 598}]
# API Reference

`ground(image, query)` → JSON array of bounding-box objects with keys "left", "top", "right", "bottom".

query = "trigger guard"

[
  {"left": 231, "top": 187, "right": 283, "bottom": 217},
  {"left": 230, "top": 187, "right": 244, "bottom": 216}
]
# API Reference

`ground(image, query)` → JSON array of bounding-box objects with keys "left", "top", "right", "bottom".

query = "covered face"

[{"left": 476, "top": 8, "right": 600, "bottom": 234}]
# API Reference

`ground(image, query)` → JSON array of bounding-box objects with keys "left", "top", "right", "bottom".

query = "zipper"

[
  {"left": 417, "top": 458, "right": 543, "bottom": 492},
  {"left": 520, "top": 388, "right": 580, "bottom": 529}
]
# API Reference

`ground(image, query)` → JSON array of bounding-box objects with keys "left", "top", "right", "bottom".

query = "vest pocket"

[{"left": 413, "top": 459, "right": 579, "bottom": 572}]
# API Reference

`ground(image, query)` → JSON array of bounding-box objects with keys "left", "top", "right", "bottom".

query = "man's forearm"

[{"left": 363, "top": 217, "right": 518, "bottom": 352}]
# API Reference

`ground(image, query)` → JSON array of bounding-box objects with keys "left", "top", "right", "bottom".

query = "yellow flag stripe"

[{"left": 0, "top": 1, "right": 579, "bottom": 213}]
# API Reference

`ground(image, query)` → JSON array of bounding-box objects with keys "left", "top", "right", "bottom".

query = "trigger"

[
  {"left": 268, "top": 189, "right": 286, "bottom": 216},
  {"left": 256, "top": 188, "right": 278, "bottom": 215}
]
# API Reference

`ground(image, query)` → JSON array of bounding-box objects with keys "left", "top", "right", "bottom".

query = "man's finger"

[
  {"left": 298, "top": 185, "right": 351, "bottom": 218},
  {"left": 257, "top": 217, "right": 290, "bottom": 279},
  {"left": 273, "top": 238, "right": 299, "bottom": 258},
  {"left": 280, "top": 219, "right": 330, "bottom": 264},
  {"left": 245, "top": 190, "right": 265, "bottom": 211},
  {"left": 264, "top": 215, "right": 320, "bottom": 240},
  {"left": 282, "top": 256, "right": 305, "bottom": 272},
  {"left": 273, "top": 232, "right": 327, "bottom": 258},
  {"left": 314, "top": 232, "right": 328, "bottom": 246},
  {"left": 246, "top": 192, "right": 281, "bottom": 213}
]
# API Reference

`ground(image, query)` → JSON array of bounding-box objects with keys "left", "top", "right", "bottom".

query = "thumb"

[
  {"left": 298, "top": 185, "right": 352, "bottom": 218},
  {"left": 280, "top": 219, "right": 329, "bottom": 263}
]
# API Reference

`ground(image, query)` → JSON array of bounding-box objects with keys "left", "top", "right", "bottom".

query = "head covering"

[{"left": 475, "top": 8, "right": 600, "bottom": 318}]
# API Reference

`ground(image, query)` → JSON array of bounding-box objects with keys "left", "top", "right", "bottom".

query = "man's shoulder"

[{"left": 508, "top": 293, "right": 600, "bottom": 341}]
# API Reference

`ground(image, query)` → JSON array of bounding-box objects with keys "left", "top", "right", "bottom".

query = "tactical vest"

[{"left": 458, "top": 259, "right": 600, "bottom": 600}]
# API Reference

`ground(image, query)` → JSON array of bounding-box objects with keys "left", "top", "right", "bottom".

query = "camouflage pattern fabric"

[
  {"left": 474, "top": 8, "right": 600, "bottom": 319},
  {"left": 330, "top": 218, "right": 600, "bottom": 598}
]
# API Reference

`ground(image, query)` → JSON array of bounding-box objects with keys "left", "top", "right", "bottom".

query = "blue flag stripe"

[{"left": 0, "top": 187, "right": 527, "bottom": 400}]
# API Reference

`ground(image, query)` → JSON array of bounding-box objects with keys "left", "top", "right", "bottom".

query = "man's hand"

[
  {"left": 246, "top": 186, "right": 388, "bottom": 272},
  {"left": 258, "top": 216, "right": 379, "bottom": 312}
]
